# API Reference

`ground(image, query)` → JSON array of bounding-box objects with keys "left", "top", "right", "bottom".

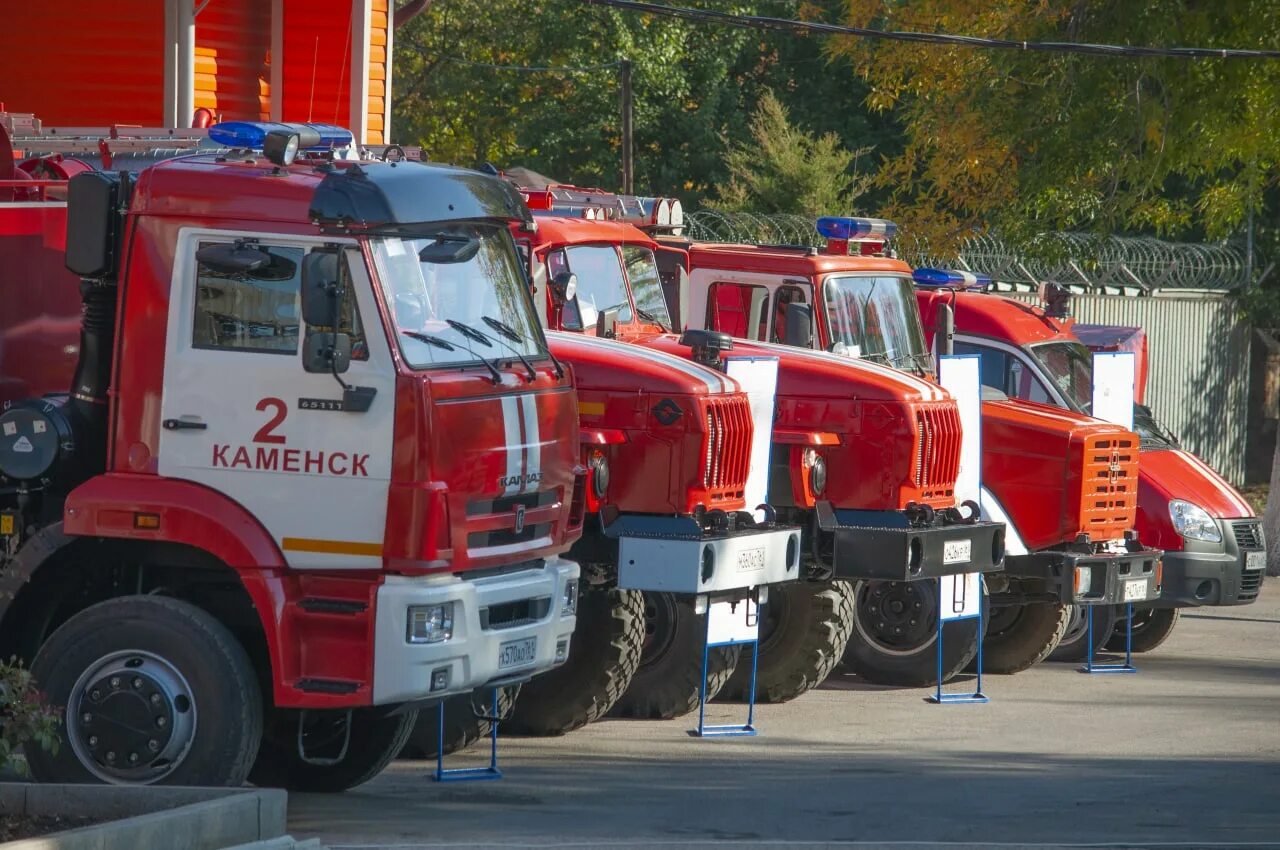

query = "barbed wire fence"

[{"left": 684, "top": 211, "right": 1250, "bottom": 293}]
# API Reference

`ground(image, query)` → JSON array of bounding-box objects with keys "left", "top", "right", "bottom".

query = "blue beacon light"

[
  {"left": 207, "top": 121, "right": 355, "bottom": 150},
  {"left": 815, "top": 216, "right": 898, "bottom": 241},
  {"left": 912, "top": 268, "right": 992, "bottom": 290}
]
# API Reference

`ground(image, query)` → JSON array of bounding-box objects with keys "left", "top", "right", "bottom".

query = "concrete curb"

[{"left": 0, "top": 783, "right": 288, "bottom": 850}]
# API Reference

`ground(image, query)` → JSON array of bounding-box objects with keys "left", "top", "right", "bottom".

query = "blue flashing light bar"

[
  {"left": 816, "top": 216, "right": 898, "bottom": 241},
  {"left": 207, "top": 121, "right": 355, "bottom": 151},
  {"left": 912, "top": 268, "right": 993, "bottom": 290}
]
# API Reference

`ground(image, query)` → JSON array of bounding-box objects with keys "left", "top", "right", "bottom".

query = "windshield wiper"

[
  {"left": 401, "top": 330, "right": 456, "bottom": 351},
  {"left": 481, "top": 316, "right": 537, "bottom": 383},
  {"left": 443, "top": 319, "right": 502, "bottom": 384},
  {"left": 635, "top": 307, "right": 669, "bottom": 332},
  {"left": 484, "top": 315, "right": 565, "bottom": 380}
]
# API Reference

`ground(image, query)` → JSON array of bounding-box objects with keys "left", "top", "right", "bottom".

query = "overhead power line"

[
  {"left": 578, "top": 0, "right": 1280, "bottom": 60},
  {"left": 430, "top": 55, "right": 623, "bottom": 73}
]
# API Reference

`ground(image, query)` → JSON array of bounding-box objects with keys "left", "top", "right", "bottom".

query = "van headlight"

[
  {"left": 407, "top": 602, "right": 454, "bottom": 643},
  {"left": 1169, "top": 500, "right": 1221, "bottom": 543}
]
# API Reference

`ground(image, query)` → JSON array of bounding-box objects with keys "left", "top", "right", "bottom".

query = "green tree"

[{"left": 706, "top": 90, "right": 870, "bottom": 216}]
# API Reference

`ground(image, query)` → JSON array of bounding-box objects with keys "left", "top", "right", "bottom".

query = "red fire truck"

[
  {"left": 0, "top": 116, "right": 583, "bottom": 789},
  {"left": 509, "top": 182, "right": 1005, "bottom": 692},
  {"left": 914, "top": 277, "right": 1264, "bottom": 654},
  {"left": 663, "top": 218, "right": 1163, "bottom": 676}
]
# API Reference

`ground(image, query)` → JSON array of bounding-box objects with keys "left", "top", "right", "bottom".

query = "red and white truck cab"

[
  {"left": 665, "top": 218, "right": 1163, "bottom": 674},
  {"left": 516, "top": 186, "right": 1005, "bottom": 692},
  {"left": 0, "top": 118, "right": 581, "bottom": 790},
  {"left": 915, "top": 277, "right": 1264, "bottom": 651},
  {"left": 497, "top": 210, "right": 802, "bottom": 725}
]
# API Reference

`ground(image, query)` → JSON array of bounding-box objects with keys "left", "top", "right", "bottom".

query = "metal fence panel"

[{"left": 1020, "top": 293, "right": 1250, "bottom": 484}]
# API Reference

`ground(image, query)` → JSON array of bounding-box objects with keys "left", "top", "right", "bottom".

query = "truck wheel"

[
  {"left": 718, "top": 580, "right": 855, "bottom": 703},
  {"left": 26, "top": 595, "right": 262, "bottom": 787},
  {"left": 1048, "top": 604, "right": 1119, "bottom": 663},
  {"left": 610, "top": 592, "right": 740, "bottom": 719},
  {"left": 400, "top": 689, "right": 516, "bottom": 759},
  {"left": 970, "top": 602, "right": 1070, "bottom": 674},
  {"left": 842, "top": 580, "right": 983, "bottom": 687},
  {"left": 250, "top": 706, "right": 415, "bottom": 792},
  {"left": 1105, "top": 606, "right": 1180, "bottom": 654},
  {"left": 502, "top": 585, "right": 644, "bottom": 735}
]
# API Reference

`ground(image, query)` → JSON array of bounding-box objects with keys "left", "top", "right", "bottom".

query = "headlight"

[
  {"left": 1169, "top": 500, "right": 1221, "bottom": 543},
  {"left": 407, "top": 602, "right": 454, "bottom": 643},
  {"left": 803, "top": 448, "right": 827, "bottom": 497},
  {"left": 562, "top": 579, "right": 579, "bottom": 616},
  {"left": 589, "top": 451, "right": 610, "bottom": 498}
]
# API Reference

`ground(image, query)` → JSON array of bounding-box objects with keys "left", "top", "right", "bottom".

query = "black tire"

[
  {"left": 1106, "top": 606, "right": 1180, "bottom": 654},
  {"left": 26, "top": 595, "right": 262, "bottom": 786},
  {"left": 250, "top": 705, "right": 416, "bottom": 792},
  {"left": 610, "top": 592, "right": 740, "bottom": 719},
  {"left": 401, "top": 689, "right": 516, "bottom": 759},
  {"left": 970, "top": 602, "right": 1070, "bottom": 674},
  {"left": 502, "top": 586, "right": 645, "bottom": 736},
  {"left": 1048, "top": 604, "right": 1119, "bottom": 663},
  {"left": 842, "top": 579, "right": 983, "bottom": 687},
  {"left": 718, "top": 580, "right": 855, "bottom": 703}
]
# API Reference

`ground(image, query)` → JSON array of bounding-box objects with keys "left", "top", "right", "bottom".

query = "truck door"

[{"left": 157, "top": 232, "right": 396, "bottom": 569}]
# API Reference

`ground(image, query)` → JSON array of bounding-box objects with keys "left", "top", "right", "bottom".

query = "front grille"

[
  {"left": 480, "top": 597, "right": 551, "bottom": 630},
  {"left": 468, "top": 523, "right": 550, "bottom": 549},
  {"left": 1232, "top": 521, "right": 1262, "bottom": 550},
  {"left": 1240, "top": 569, "right": 1263, "bottom": 601},
  {"left": 701, "top": 395, "right": 751, "bottom": 500},
  {"left": 467, "top": 490, "right": 557, "bottom": 516},
  {"left": 1079, "top": 434, "right": 1137, "bottom": 540},
  {"left": 913, "top": 404, "right": 960, "bottom": 500}
]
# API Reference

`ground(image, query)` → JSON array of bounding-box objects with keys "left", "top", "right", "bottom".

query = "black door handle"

[{"left": 163, "top": 418, "right": 208, "bottom": 431}]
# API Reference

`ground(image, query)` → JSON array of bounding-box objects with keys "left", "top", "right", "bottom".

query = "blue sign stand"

[
  {"left": 927, "top": 574, "right": 989, "bottom": 704},
  {"left": 433, "top": 689, "right": 504, "bottom": 782},
  {"left": 691, "top": 593, "right": 761, "bottom": 737},
  {"left": 1079, "top": 603, "right": 1138, "bottom": 674}
]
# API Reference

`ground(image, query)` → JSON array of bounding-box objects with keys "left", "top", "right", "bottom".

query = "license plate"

[
  {"left": 498, "top": 637, "right": 537, "bottom": 670},
  {"left": 1123, "top": 578, "right": 1149, "bottom": 602},
  {"left": 943, "top": 539, "right": 971, "bottom": 565},
  {"left": 736, "top": 547, "right": 766, "bottom": 572},
  {"left": 1246, "top": 550, "right": 1266, "bottom": 570}
]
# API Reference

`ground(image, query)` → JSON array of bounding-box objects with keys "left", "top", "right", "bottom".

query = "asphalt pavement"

[{"left": 289, "top": 585, "right": 1280, "bottom": 849}]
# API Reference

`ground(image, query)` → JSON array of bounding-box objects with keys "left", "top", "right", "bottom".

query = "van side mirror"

[
  {"left": 303, "top": 332, "right": 352, "bottom": 375},
  {"left": 783, "top": 302, "right": 813, "bottom": 348},
  {"left": 934, "top": 302, "right": 955, "bottom": 356},
  {"left": 550, "top": 271, "right": 578, "bottom": 305},
  {"left": 301, "top": 251, "right": 341, "bottom": 327},
  {"left": 596, "top": 307, "right": 618, "bottom": 339}
]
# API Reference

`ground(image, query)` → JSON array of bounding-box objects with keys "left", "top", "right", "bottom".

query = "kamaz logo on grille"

[{"left": 498, "top": 471, "right": 542, "bottom": 489}]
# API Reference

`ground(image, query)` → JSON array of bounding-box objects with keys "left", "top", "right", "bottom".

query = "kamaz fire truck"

[
  {"left": 665, "top": 217, "right": 1164, "bottom": 676},
  {"left": 509, "top": 181, "right": 1005, "bottom": 691},
  {"left": 914, "top": 275, "right": 1264, "bottom": 656},
  {"left": 0, "top": 115, "right": 582, "bottom": 789}
]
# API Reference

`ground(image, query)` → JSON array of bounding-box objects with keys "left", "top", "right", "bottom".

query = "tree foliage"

[
  {"left": 706, "top": 90, "right": 871, "bottom": 216},
  {"left": 0, "top": 660, "right": 59, "bottom": 774},
  {"left": 828, "top": 1, "right": 1280, "bottom": 255}
]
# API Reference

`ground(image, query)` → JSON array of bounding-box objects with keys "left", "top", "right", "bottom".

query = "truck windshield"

[
  {"left": 1028, "top": 341, "right": 1093, "bottom": 412},
  {"left": 372, "top": 226, "right": 546, "bottom": 369},
  {"left": 622, "top": 245, "right": 673, "bottom": 329},
  {"left": 823, "top": 275, "right": 931, "bottom": 372},
  {"left": 552, "top": 245, "right": 634, "bottom": 329}
]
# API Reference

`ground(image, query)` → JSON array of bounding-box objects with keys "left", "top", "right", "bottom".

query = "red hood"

[
  {"left": 546, "top": 331, "right": 738, "bottom": 396},
  {"left": 1137, "top": 449, "right": 1254, "bottom": 553}
]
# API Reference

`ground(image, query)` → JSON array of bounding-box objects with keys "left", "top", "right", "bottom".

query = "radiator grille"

[
  {"left": 1080, "top": 435, "right": 1137, "bottom": 540},
  {"left": 1232, "top": 521, "right": 1261, "bottom": 550},
  {"left": 702, "top": 395, "right": 751, "bottom": 501},
  {"left": 913, "top": 404, "right": 960, "bottom": 500}
]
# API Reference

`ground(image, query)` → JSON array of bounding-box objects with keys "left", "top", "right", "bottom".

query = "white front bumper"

[{"left": 371, "top": 556, "right": 579, "bottom": 705}]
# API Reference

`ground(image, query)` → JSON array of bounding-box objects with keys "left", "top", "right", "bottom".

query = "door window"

[
  {"left": 193, "top": 243, "right": 303, "bottom": 354},
  {"left": 705, "top": 282, "right": 769, "bottom": 340},
  {"left": 770, "top": 284, "right": 808, "bottom": 344},
  {"left": 954, "top": 341, "right": 1052, "bottom": 402}
]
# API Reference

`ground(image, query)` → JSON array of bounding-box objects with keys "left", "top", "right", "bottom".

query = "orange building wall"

[
  {"left": 367, "top": 0, "right": 389, "bottom": 143},
  {"left": 0, "top": 1, "right": 165, "bottom": 126},
  {"left": 195, "top": 0, "right": 272, "bottom": 121}
]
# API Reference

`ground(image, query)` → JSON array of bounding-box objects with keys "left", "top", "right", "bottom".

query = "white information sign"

[
  {"left": 1091, "top": 352, "right": 1135, "bottom": 431},
  {"left": 939, "top": 572, "right": 982, "bottom": 621},
  {"left": 723, "top": 356, "right": 780, "bottom": 523},
  {"left": 706, "top": 595, "right": 760, "bottom": 646},
  {"left": 937, "top": 355, "right": 982, "bottom": 506}
]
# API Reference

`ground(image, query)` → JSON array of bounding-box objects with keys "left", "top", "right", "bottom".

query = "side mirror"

[
  {"left": 550, "top": 271, "right": 578, "bottom": 305},
  {"left": 303, "top": 332, "right": 352, "bottom": 375},
  {"left": 934, "top": 302, "right": 955, "bottom": 356},
  {"left": 596, "top": 307, "right": 618, "bottom": 339},
  {"left": 196, "top": 243, "right": 273, "bottom": 276},
  {"left": 783, "top": 302, "right": 813, "bottom": 348},
  {"left": 301, "top": 251, "right": 341, "bottom": 327}
]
